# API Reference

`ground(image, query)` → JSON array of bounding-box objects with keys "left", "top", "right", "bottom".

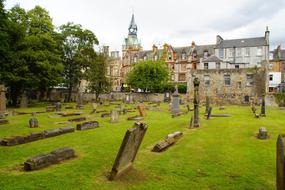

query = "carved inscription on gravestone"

[{"left": 109, "top": 122, "right": 148, "bottom": 180}]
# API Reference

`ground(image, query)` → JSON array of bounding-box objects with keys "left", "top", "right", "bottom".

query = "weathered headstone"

[
  {"left": 171, "top": 86, "right": 180, "bottom": 115},
  {"left": 76, "top": 92, "right": 84, "bottom": 109},
  {"left": 127, "top": 115, "right": 144, "bottom": 121},
  {"left": 55, "top": 102, "right": 61, "bottom": 112},
  {"left": 152, "top": 131, "right": 183, "bottom": 152},
  {"left": 137, "top": 103, "right": 146, "bottom": 117},
  {"left": 0, "top": 119, "right": 8, "bottom": 125},
  {"left": 68, "top": 117, "right": 86, "bottom": 122},
  {"left": 164, "top": 92, "right": 171, "bottom": 102},
  {"left": 261, "top": 94, "right": 266, "bottom": 117},
  {"left": 91, "top": 102, "right": 97, "bottom": 113},
  {"left": 277, "top": 134, "right": 285, "bottom": 190},
  {"left": 24, "top": 147, "right": 75, "bottom": 171},
  {"left": 29, "top": 113, "right": 39, "bottom": 128},
  {"left": 20, "top": 92, "right": 28, "bottom": 108},
  {"left": 258, "top": 127, "right": 268, "bottom": 139},
  {"left": 193, "top": 78, "right": 200, "bottom": 128},
  {"left": 0, "top": 85, "right": 6, "bottom": 115},
  {"left": 109, "top": 122, "right": 148, "bottom": 180},
  {"left": 125, "top": 93, "right": 133, "bottom": 104},
  {"left": 76, "top": 121, "right": 99, "bottom": 130},
  {"left": 110, "top": 109, "right": 119, "bottom": 123}
]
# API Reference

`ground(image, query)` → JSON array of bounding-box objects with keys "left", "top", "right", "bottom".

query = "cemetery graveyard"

[{"left": 0, "top": 100, "right": 284, "bottom": 190}]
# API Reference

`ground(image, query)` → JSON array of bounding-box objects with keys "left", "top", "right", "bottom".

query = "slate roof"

[
  {"left": 202, "top": 55, "right": 223, "bottom": 63},
  {"left": 215, "top": 37, "right": 267, "bottom": 49}
]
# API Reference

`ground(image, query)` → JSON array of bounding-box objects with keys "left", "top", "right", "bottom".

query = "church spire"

[{"left": 128, "top": 13, "right": 137, "bottom": 36}]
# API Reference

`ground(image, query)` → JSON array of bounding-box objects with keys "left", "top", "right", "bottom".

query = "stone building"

[{"left": 268, "top": 45, "right": 285, "bottom": 92}]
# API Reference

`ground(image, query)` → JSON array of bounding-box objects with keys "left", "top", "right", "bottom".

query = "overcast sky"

[{"left": 4, "top": 0, "right": 285, "bottom": 52}]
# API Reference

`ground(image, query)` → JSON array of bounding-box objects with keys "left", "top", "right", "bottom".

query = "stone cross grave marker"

[
  {"left": 277, "top": 134, "right": 285, "bottom": 190},
  {"left": 110, "top": 109, "right": 119, "bottom": 123},
  {"left": 137, "top": 103, "right": 146, "bottom": 117},
  {"left": 171, "top": 86, "right": 180, "bottom": 115},
  {"left": 109, "top": 122, "right": 148, "bottom": 180},
  {"left": 0, "top": 85, "right": 6, "bottom": 115}
]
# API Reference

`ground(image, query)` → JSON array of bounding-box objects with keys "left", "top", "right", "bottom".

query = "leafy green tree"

[
  {"left": 59, "top": 22, "right": 98, "bottom": 101},
  {"left": 86, "top": 52, "right": 110, "bottom": 101},
  {"left": 127, "top": 60, "right": 169, "bottom": 92}
]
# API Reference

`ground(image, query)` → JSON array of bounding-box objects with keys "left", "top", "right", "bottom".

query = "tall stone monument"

[
  {"left": 193, "top": 77, "right": 200, "bottom": 128},
  {"left": 0, "top": 85, "right": 6, "bottom": 115},
  {"left": 171, "top": 86, "right": 180, "bottom": 115},
  {"left": 76, "top": 92, "right": 84, "bottom": 109},
  {"left": 260, "top": 94, "right": 266, "bottom": 117}
]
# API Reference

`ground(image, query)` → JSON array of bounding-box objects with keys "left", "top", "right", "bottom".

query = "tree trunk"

[
  {"left": 67, "top": 84, "right": 72, "bottom": 102},
  {"left": 39, "top": 85, "right": 46, "bottom": 102},
  {"left": 10, "top": 83, "right": 22, "bottom": 106}
]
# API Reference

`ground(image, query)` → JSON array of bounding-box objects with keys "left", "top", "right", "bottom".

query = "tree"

[
  {"left": 59, "top": 22, "right": 98, "bottom": 101},
  {"left": 86, "top": 52, "right": 110, "bottom": 101},
  {"left": 127, "top": 60, "right": 169, "bottom": 92}
]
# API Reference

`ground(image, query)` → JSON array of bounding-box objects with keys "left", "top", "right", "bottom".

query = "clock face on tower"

[{"left": 130, "top": 28, "right": 136, "bottom": 34}]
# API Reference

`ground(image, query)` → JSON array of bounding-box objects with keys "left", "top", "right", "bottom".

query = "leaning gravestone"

[
  {"left": 109, "top": 122, "right": 148, "bottom": 180},
  {"left": 277, "top": 134, "right": 285, "bottom": 190},
  {"left": 152, "top": 131, "right": 183, "bottom": 152},
  {"left": 0, "top": 85, "right": 6, "bottom": 115},
  {"left": 110, "top": 109, "right": 119, "bottom": 123},
  {"left": 24, "top": 147, "right": 75, "bottom": 171},
  {"left": 29, "top": 113, "right": 39, "bottom": 128},
  {"left": 137, "top": 103, "right": 146, "bottom": 117},
  {"left": 171, "top": 87, "right": 180, "bottom": 115}
]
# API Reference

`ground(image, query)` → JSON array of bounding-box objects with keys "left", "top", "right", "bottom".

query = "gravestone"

[
  {"left": 68, "top": 117, "right": 86, "bottom": 122},
  {"left": 164, "top": 92, "right": 171, "bottom": 102},
  {"left": 29, "top": 113, "right": 39, "bottom": 128},
  {"left": 109, "top": 122, "right": 148, "bottom": 180},
  {"left": 20, "top": 92, "right": 28, "bottom": 108},
  {"left": 91, "top": 102, "right": 97, "bottom": 113},
  {"left": 193, "top": 78, "right": 200, "bottom": 128},
  {"left": 261, "top": 94, "right": 266, "bottom": 117},
  {"left": 125, "top": 93, "right": 133, "bottom": 104},
  {"left": 152, "top": 131, "right": 183, "bottom": 152},
  {"left": 206, "top": 107, "right": 212, "bottom": 120},
  {"left": 76, "top": 121, "right": 99, "bottom": 130},
  {"left": 0, "top": 85, "right": 6, "bottom": 115},
  {"left": 137, "top": 103, "right": 146, "bottom": 117},
  {"left": 127, "top": 115, "right": 144, "bottom": 121},
  {"left": 76, "top": 92, "right": 84, "bottom": 109},
  {"left": 61, "top": 112, "right": 82, "bottom": 117},
  {"left": 205, "top": 96, "right": 210, "bottom": 114},
  {"left": 277, "top": 134, "right": 285, "bottom": 190},
  {"left": 0, "top": 119, "right": 8, "bottom": 125},
  {"left": 258, "top": 127, "right": 268, "bottom": 139},
  {"left": 110, "top": 109, "right": 119, "bottom": 123},
  {"left": 24, "top": 147, "right": 75, "bottom": 171},
  {"left": 171, "top": 86, "right": 180, "bottom": 115},
  {"left": 55, "top": 102, "right": 61, "bottom": 112}
]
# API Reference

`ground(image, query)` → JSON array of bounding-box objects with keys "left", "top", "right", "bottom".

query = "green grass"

[{"left": 0, "top": 103, "right": 284, "bottom": 190}]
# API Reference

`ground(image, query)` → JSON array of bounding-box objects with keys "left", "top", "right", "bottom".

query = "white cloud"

[{"left": 4, "top": 0, "right": 285, "bottom": 51}]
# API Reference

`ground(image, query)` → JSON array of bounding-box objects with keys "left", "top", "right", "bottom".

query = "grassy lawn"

[{"left": 0, "top": 102, "right": 284, "bottom": 190}]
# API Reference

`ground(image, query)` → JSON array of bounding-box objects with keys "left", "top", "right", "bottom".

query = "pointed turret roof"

[{"left": 128, "top": 13, "right": 137, "bottom": 35}]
